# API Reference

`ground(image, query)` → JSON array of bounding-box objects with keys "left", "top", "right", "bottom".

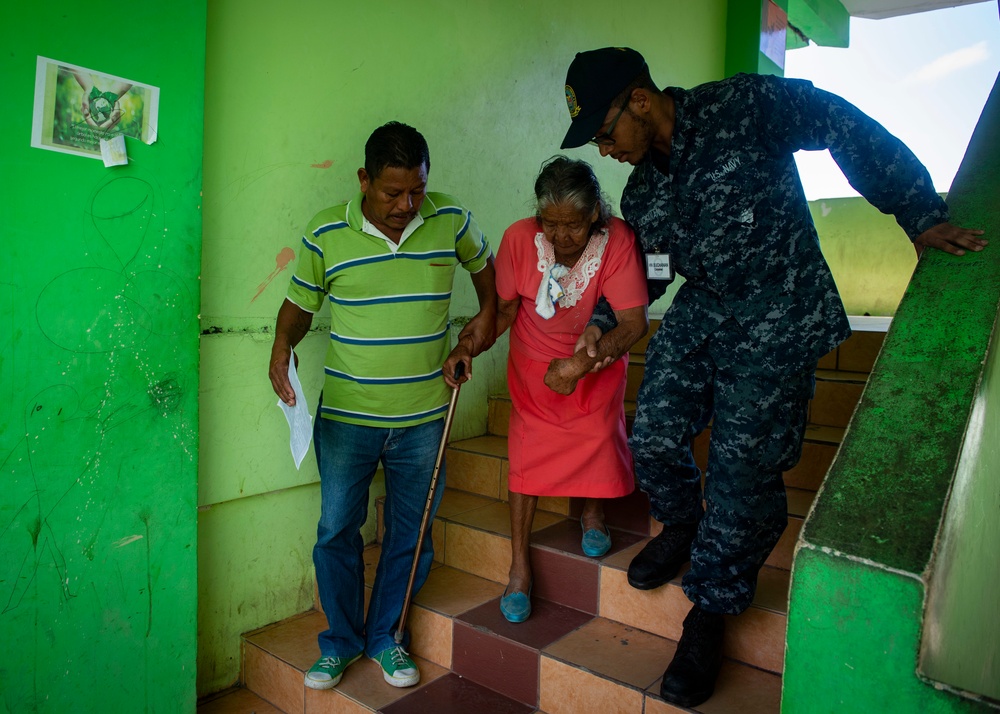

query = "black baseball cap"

[{"left": 561, "top": 47, "right": 647, "bottom": 149}]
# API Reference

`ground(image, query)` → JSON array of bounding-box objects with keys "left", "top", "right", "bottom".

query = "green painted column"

[
  {"left": 0, "top": 3, "right": 205, "bottom": 711},
  {"left": 725, "top": 0, "right": 789, "bottom": 77}
]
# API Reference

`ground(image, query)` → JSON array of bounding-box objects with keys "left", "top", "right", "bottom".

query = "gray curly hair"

[{"left": 533, "top": 156, "right": 613, "bottom": 233}]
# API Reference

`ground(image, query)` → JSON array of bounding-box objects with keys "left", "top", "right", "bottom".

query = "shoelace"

[
  {"left": 316, "top": 656, "right": 341, "bottom": 670},
  {"left": 387, "top": 647, "right": 409, "bottom": 668}
]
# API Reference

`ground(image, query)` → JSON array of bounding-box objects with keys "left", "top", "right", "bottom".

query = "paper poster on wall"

[{"left": 30, "top": 56, "right": 160, "bottom": 160}]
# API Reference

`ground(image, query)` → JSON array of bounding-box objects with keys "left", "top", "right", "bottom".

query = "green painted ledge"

[{"left": 786, "top": 73, "right": 1000, "bottom": 711}]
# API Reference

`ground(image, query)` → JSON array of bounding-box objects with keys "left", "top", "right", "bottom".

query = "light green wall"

[
  {"left": 198, "top": 0, "right": 728, "bottom": 695},
  {"left": 0, "top": 4, "right": 205, "bottom": 712},
  {"left": 810, "top": 196, "right": 920, "bottom": 316}
]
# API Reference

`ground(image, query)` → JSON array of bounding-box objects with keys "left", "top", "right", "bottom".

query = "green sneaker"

[
  {"left": 371, "top": 646, "right": 420, "bottom": 687},
  {"left": 304, "top": 652, "right": 362, "bottom": 690}
]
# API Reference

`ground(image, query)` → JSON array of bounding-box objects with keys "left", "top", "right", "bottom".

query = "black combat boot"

[
  {"left": 660, "top": 605, "right": 725, "bottom": 707},
  {"left": 626, "top": 523, "right": 697, "bottom": 590}
]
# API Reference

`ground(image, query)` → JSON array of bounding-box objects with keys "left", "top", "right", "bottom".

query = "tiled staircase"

[{"left": 198, "top": 322, "right": 886, "bottom": 714}]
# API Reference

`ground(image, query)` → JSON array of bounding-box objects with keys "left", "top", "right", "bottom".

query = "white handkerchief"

[{"left": 278, "top": 349, "right": 312, "bottom": 469}]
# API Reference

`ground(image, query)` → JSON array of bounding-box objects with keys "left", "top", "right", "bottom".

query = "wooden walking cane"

[{"left": 394, "top": 363, "right": 464, "bottom": 645}]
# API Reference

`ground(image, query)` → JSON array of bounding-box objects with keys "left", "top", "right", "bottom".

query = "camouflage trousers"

[{"left": 630, "top": 319, "right": 815, "bottom": 615}]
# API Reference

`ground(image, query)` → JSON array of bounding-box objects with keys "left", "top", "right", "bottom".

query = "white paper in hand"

[{"left": 278, "top": 349, "right": 312, "bottom": 469}]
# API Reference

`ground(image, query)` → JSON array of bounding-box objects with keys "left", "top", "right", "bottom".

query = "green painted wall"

[
  {"left": 786, "top": 74, "right": 1000, "bottom": 709},
  {"left": 198, "top": 0, "right": 728, "bottom": 695},
  {"left": 725, "top": 0, "right": 788, "bottom": 77},
  {"left": 0, "top": 4, "right": 205, "bottom": 713},
  {"left": 921, "top": 309, "right": 1000, "bottom": 700}
]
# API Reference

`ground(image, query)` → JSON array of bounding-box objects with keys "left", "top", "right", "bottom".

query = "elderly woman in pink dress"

[{"left": 446, "top": 157, "right": 648, "bottom": 622}]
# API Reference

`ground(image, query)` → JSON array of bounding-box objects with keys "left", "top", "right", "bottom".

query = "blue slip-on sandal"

[
  {"left": 500, "top": 584, "right": 532, "bottom": 623},
  {"left": 581, "top": 517, "right": 612, "bottom": 558}
]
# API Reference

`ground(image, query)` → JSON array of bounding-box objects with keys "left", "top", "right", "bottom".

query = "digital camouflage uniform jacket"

[{"left": 597, "top": 72, "right": 949, "bottom": 375}]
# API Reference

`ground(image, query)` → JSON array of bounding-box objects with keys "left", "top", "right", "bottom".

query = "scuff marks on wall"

[{"left": 251, "top": 247, "right": 296, "bottom": 303}]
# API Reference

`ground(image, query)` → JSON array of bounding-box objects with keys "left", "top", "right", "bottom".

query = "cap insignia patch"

[{"left": 565, "top": 85, "right": 580, "bottom": 118}]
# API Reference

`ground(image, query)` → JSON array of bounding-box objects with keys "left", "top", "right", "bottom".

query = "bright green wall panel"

[
  {"left": 0, "top": 3, "right": 205, "bottom": 712},
  {"left": 784, "top": 550, "right": 980, "bottom": 714},
  {"left": 810, "top": 196, "right": 919, "bottom": 316}
]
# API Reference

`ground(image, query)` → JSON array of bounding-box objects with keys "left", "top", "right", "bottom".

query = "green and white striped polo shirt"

[{"left": 287, "top": 191, "right": 491, "bottom": 427}]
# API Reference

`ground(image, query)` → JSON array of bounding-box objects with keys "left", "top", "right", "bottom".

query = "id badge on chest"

[{"left": 645, "top": 253, "right": 674, "bottom": 282}]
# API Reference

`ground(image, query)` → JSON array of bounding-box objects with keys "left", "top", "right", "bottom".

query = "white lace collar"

[{"left": 534, "top": 229, "right": 608, "bottom": 312}]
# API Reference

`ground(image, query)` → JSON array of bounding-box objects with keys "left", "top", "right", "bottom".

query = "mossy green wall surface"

[
  {"left": 785, "top": 552, "right": 981, "bottom": 714},
  {"left": 921, "top": 310, "right": 1000, "bottom": 700},
  {"left": 198, "top": 0, "right": 727, "bottom": 695},
  {"left": 0, "top": 4, "right": 205, "bottom": 712}
]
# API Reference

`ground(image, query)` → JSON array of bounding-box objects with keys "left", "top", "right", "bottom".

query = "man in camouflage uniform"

[{"left": 559, "top": 47, "right": 987, "bottom": 707}]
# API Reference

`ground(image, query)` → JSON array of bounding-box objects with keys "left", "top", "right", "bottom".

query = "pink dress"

[{"left": 496, "top": 217, "right": 648, "bottom": 497}]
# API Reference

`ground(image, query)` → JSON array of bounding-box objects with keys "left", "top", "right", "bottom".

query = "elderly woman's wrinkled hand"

[{"left": 544, "top": 356, "right": 585, "bottom": 395}]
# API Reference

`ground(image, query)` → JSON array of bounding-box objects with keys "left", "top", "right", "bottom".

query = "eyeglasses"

[{"left": 588, "top": 97, "right": 629, "bottom": 147}]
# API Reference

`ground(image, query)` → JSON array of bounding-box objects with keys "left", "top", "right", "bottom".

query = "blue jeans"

[{"left": 312, "top": 414, "right": 445, "bottom": 658}]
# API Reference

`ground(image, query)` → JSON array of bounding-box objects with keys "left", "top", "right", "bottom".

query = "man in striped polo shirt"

[{"left": 269, "top": 122, "right": 496, "bottom": 691}]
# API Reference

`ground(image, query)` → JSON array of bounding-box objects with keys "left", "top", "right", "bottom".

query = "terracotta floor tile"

[
  {"left": 802, "top": 423, "right": 843, "bottom": 445},
  {"left": 542, "top": 617, "right": 674, "bottom": 690},
  {"left": 690, "top": 660, "right": 781, "bottom": 714},
  {"left": 601, "top": 537, "right": 646, "bottom": 572},
  {"left": 644, "top": 696, "right": 688, "bottom": 714},
  {"left": 530, "top": 545, "right": 600, "bottom": 614},
  {"left": 448, "top": 500, "right": 565, "bottom": 536},
  {"left": 305, "top": 688, "right": 371, "bottom": 714},
  {"left": 198, "top": 687, "right": 284, "bottom": 714},
  {"left": 786, "top": 487, "right": 817, "bottom": 518},
  {"left": 602, "top": 489, "right": 653, "bottom": 534},
  {"left": 539, "top": 656, "right": 645, "bottom": 714},
  {"left": 446, "top": 500, "right": 515, "bottom": 535},
  {"left": 489, "top": 398, "right": 511, "bottom": 436},
  {"left": 724, "top": 606, "right": 786, "bottom": 674},
  {"left": 783, "top": 441, "right": 836, "bottom": 490},
  {"left": 311, "top": 655, "right": 445, "bottom": 713},
  {"left": 533, "top": 519, "right": 646, "bottom": 560},
  {"left": 449, "top": 435, "right": 509, "bottom": 458},
  {"left": 838, "top": 330, "right": 884, "bottom": 372},
  {"left": 445, "top": 448, "right": 502, "bottom": 498},
  {"left": 457, "top": 596, "right": 593, "bottom": 651},
  {"left": 644, "top": 659, "right": 781, "bottom": 713},
  {"left": 431, "top": 518, "right": 445, "bottom": 564},
  {"left": 244, "top": 610, "right": 325, "bottom": 671},
  {"left": 381, "top": 672, "right": 534, "bottom": 714},
  {"left": 811, "top": 380, "right": 864, "bottom": 428},
  {"left": 451, "top": 621, "right": 541, "bottom": 706},
  {"left": 601, "top": 540, "right": 787, "bottom": 605},
  {"left": 409, "top": 605, "right": 452, "bottom": 669},
  {"left": 598, "top": 567, "right": 689, "bottom": 641},
  {"left": 364, "top": 544, "right": 380, "bottom": 586},
  {"left": 436, "top": 489, "right": 496, "bottom": 519},
  {"left": 412, "top": 565, "right": 504, "bottom": 616},
  {"left": 243, "top": 641, "right": 304, "bottom": 714},
  {"left": 765, "top": 518, "right": 802, "bottom": 571},
  {"left": 443, "top": 521, "right": 510, "bottom": 582}
]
